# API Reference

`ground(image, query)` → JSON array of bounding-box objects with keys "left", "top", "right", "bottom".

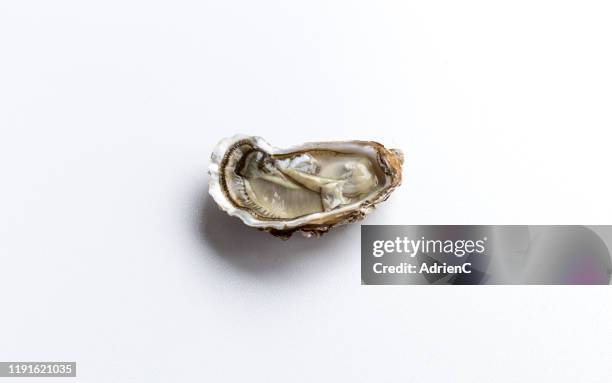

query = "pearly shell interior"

[{"left": 221, "top": 141, "right": 386, "bottom": 220}]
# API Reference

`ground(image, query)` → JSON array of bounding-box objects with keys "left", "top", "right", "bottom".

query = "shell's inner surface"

[{"left": 222, "top": 143, "right": 385, "bottom": 220}]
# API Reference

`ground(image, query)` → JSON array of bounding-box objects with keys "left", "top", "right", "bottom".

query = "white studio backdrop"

[{"left": 0, "top": 1, "right": 611, "bottom": 382}]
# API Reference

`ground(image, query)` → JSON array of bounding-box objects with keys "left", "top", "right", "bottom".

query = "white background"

[{"left": 1, "top": 1, "right": 611, "bottom": 382}]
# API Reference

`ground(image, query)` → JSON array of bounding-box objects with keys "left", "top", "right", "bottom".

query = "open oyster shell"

[{"left": 208, "top": 135, "right": 403, "bottom": 238}]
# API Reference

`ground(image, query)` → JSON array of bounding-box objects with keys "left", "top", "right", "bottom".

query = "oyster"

[{"left": 208, "top": 135, "right": 403, "bottom": 238}]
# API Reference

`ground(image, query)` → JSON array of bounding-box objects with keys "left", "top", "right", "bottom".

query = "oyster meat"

[{"left": 208, "top": 135, "right": 403, "bottom": 238}]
